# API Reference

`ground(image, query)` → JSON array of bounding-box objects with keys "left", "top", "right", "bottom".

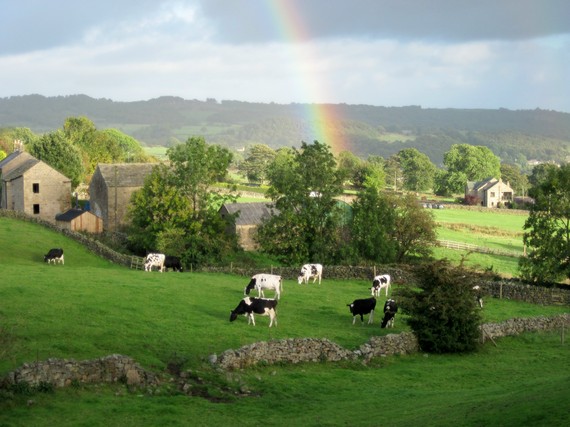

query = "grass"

[
  {"left": 1, "top": 217, "right": 568, "bottom": 426},
  {"left": 431, "top": 207, "right": 528, "bottom": 277}
]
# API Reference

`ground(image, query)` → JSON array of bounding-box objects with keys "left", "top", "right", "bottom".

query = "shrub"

[{"left": 396, "top": 260, "right": 482, "bottom": 353}]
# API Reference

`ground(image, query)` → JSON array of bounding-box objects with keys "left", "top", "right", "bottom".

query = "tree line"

[{"left": 1, "top": 117, "right": 568, "bottom": 284}]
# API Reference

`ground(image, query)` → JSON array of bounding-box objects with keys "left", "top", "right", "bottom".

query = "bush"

[{"left": 396, "top": 260, "right": 482, "bottom": 353}]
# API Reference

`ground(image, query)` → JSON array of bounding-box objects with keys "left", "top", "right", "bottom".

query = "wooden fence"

[
  {"left": 437, "top": 240, "right": 522, "bottom": 258},
  {"left": 130, "top": 256, "right": 145, "bottom": 270}
]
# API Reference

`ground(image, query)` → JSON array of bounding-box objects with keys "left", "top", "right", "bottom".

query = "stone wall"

[
  {"left": 1, "top": 355, "right": 159, "bottom": 389},
  {"left": 211, "top": 314, "right": 569, "bottom": 370},
  {"left": 2, "top": 315, "right": 567, "bottom": 387}
]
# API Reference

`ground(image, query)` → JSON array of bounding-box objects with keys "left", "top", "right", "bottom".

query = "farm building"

[
  {"left": 56, "top": 208, "right": 103, "bottom": 233},
  {"left": 465, "top": 178, "right": 514, "bottom": 208},
  {"left": 0, "top": 150, "right": 71, "bottom": 224},
  {"left": 219, "top": 202, "right": 277, "bottom": 251},
  {"left": 89, "top": 163, "right": 157, "bottom": 231}
]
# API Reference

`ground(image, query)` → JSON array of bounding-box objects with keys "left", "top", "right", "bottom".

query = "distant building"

[
  {"left": 0, "top": 151, "right": 71, "bottom": 223},
  {"left": 219, "top": 202, "right": 277, "bottom": 251},
  {"left": 89, "top": 163, "right": 157, "bottom": 231},
  {"left": 465, "top": 178, "right": 514, "bottom": 208}
]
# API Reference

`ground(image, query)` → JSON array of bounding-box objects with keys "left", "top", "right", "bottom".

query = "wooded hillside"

[{"left": 1, "top": 94, "right": 569, "bottom": 166}]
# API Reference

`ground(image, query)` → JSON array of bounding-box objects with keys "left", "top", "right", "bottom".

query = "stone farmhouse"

[
  {"left": 0, "top": 151, "right": 71, "bottom": 223},
  {"left": 219, "top": 202, "right": 277, "bottom": 251},
  {"left": 465, "top": 178, "right": 514, "bottom": 208},
  {"left": 89, "top": 163, "right": 157, "bottom": 231}
]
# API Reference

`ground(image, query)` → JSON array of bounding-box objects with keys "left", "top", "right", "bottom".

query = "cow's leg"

[
  {"left": 368, "top": 309, "right": 374, "bottom": 325},
  {"left": 352, "top": 315, "right": 357, "bottom": 325}
]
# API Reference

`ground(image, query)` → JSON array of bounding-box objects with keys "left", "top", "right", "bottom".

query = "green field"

[
  {"left": 432, "top": 207, "right": 528, "bottom": 277},
  {"left": 1, "top": 217, "right": 569, "bottom": 426}
]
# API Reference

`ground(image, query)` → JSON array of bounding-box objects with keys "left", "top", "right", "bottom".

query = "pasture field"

[
  {"left": 432, "top": 207, "right": 528, "bottom": 277},
  {"left": 1, "top": 217, "right": 569, "bottom": 426}
]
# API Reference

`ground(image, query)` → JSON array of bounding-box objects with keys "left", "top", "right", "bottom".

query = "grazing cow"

[
  {"left": 244, "top": 273, "right": 283, "bottom": 300},
  {"left": 230, "top": 297, "right": 278, "bottom": 327},
  {"left": 163, "top": 255, "right": 183, "bottom": 272},
  {"left": 298, "top": 263, "right": 323, "bottom": 284},
  {"left": 371, "top": 274, "right": 391, "bottom": 297},
  {"left": 473, "top": 285, "right": 484, "bottom": 308},
  {"left": 347, "top": 297, "right": 377, "bottom": 325},
  {"left": 381, "top": 299, "right": 398, "bottom": 328},
  {"left": 144, "top": 253, "right": 166, "bottom": 272},
  {"left": 44, "top": 248, "right": 64, "bottom": 264}
]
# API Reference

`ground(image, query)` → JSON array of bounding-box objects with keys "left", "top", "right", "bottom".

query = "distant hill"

[{"left": 1, "top": 94, "right": 569, "bottom": 166}]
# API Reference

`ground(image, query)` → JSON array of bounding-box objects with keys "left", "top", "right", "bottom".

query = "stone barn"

[
  {"left": 89, "top": 163, "right": 157, "bottom": 231},
  {"left": 56, "top": 208, "right": 103, "bottom": 233},
  {"left": 465, "top": 178, "right": 514, "bottom": 208},
  {"left": 0, "top": 151, "right": 71, "bottom": 224},
  {"left": 219, "top": 202, "right": 277, "bottom": 251}
]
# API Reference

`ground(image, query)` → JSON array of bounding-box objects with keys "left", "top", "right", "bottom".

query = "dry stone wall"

[
  {"left": 1, "top": 355, "right": 159, "bottom": 389},
  {"left": 209, "top": 313, "right": 569, "bottom": 370}
]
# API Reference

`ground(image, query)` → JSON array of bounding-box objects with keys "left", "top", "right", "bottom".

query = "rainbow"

[{"left": 268, "top": 0, "right": 349, "bottom": 154}]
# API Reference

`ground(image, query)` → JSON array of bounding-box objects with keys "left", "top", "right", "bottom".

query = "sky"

[{"left": 1, "top": 0, "right": 569, "bottom": 112}]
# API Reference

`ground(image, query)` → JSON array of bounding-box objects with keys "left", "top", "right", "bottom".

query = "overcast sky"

[{"left": 1, "top": 0, "right": 569, "bottom": 112}]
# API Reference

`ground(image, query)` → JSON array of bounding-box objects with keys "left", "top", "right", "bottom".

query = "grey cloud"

[{"left": 198, "top": 0, "right": 570, "bottom": 43}]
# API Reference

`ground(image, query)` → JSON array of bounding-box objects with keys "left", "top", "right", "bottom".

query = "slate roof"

[
  {"left": 1, "top": 158, "right": 40, "bottom": 181},
  {"left": 220, "top": 202, "right": 277, "bottom": 225},
  {"left": 95, "top": 163, "right": 158, "bottom": 187},
  {"left": 55, "top": 209, "right": 88, "bottom": 222}
]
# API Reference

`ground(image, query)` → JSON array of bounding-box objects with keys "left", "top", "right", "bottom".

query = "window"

[
  {"left": 33, "top": 183, "right": 40, "bottom": 193},
  {"left": 490, "top": 192, "right": 496, "bottom": 197},
  {"left": 33, "top": 204, "right": 40, "bottom": 214}
]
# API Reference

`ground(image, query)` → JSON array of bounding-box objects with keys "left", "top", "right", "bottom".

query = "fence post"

[{"left": 500, "top": 283, "right": 503, "bottom": 299}]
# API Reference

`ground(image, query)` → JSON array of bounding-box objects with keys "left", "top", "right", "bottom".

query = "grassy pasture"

[
  {"left": 1, "top": 217, "right": 569, "bottom": 426},
  {"left": 432, "top": 208, "right": 528, "bottom": 276}
]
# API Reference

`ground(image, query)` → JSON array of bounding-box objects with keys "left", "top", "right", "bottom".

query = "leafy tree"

[
  {"left": 337, "top": 150, "right": 363, "bottom": 185},
  {"left": 519, "top": 163, "right": 570, "bottom": 283},
  {"left": 384, "top": 155, "right": 403, "bottom": 191},
  {"left": 360, "top": 155, "right": 386, "bottom": 191},
  {"left": 167, "top": 137, "right": 234, "bottom": 214},
  {"left": 500, "top": 163, "right": 529, "bottom": 200},
  {"left": 99, "top": 129, "right": 152, "bottom": 163},
  {"left": 257, "top": 141, "right": 344, "bottom": 264},
  {"left": 528, "top": 163, "right": 558, "bottom": 188},
  {"left": 127, "top": 164, "right": 191, "bottom": 253},
  {"left": 238, "top": 144, "right": 276, "bottom": 183},
  {"left": 398, "top": 148, "right": 436, "bottom": 192},
  {"left": 438, "top": 144, "right": 501, "bottom": 195},
  {"left": 0, "top": 127, "right": 38, "bottom": 153},
  {"left": 392, "top": 193, "right": 438, "bottom": 261},
  {"left": 350, "top": 190, "right": 437, "bottom": 263},
  {"left": 350, "top": 187, "right": 397, "bottom": 262},
  {"left": 127, "top": 137, "right": 238, "bottom": 265},
  {"left": 27, "top": 130, "right": 84, "bottom": 188},
  {"left": 397, "top": 261, "right": 482, "bottom": 353},
  {"left": 0, "top": 150, "right": 6, "bottom": 161}
]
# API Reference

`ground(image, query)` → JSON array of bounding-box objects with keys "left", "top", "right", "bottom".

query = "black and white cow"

[
  {"left": 44, "top": 248, "right": 64, "bottom": 264},
  {"left": 347, "top": 297, "right": 377, "bottom": 325},
  {"left": 144, "top": 253, "right": 166, "bottom": 272},
  {"left": 473, "top": 285, "right": 484, "bottom": 308},
  {"left": 371, "top": 274, "right": 391, "bottom": 297},
  {"left": 163, "top": 255, "right": 183, "bottom": 272},
  {"left": 298, "top": 263, "right": 323, "bottom": 284},
  {"left": 381, "top": 299, "right": 398, "bottom": 328},
  {"left": 230, "top": 297, "right": 278, "bottom": 327},
  {"left": 244, "top": 273, "right": 283, "bottom": 300}
]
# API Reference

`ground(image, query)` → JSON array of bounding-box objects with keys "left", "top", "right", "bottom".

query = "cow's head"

[
  {"left": 244, "top": 278, "right": 256, "bottom": 294},
  {"left": 229, "top": 310, "right": 239, "bottom": 322}
]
